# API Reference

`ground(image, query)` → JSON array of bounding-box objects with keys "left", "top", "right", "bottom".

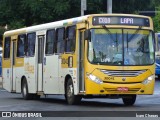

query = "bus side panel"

[
  {"left": 2, "top": 36, "right": 12, "bottom": 92},
  {"left": 43, "top": 55, "right": 60, "bottom": 94},
  {"left": 15, "top": 67, "right": 24, "bottom": 93},
  {"left": 61, "top": 54, "right": 79, "bottom": 95},
  {"left": 14, "top": 57, "right": 24, "bottom": 93},
  {"left": 3, "top": 68, "right": 11, "bottom": 92},
  {"left": 24, "top": 57, "right": 37, "bottom": 94},
  {"left": 60, "top": 68, "right": 78, "bottom": 94}
]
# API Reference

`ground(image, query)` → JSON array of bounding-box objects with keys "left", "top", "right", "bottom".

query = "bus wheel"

[
  {"left": 65, "top": 78, "right": 82, "bottom": 105},
  {"left": 122, "top": 95, "right": 136, "bottom": 106},
  {"left": 21, "top": 78, "right": 33, "bottom": 100}
]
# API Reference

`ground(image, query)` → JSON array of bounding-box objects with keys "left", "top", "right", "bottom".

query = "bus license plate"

[{"left": 117, "top": 87, "right": 128, "bottom": 92}]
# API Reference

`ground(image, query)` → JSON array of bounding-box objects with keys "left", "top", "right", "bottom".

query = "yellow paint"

[
  {"left": 3, "top": 29, "right": 25, "bottom": 69},
  {"left": 87, "top": 14, "right": 153, "bottom": 30},
  {"left": 11, "top": 35, "right": 17, "bottom": 40},
  {"left": 68, "top": 20, "right": 73, "bottom": 25},
  {"left": 94, "top": 29, "right": 149, "bottom": 34},
  {"left": 76, "top": 23, "right": 86, "bottom": 29},
  {"left": 84, "top": 56, "right": 155, "bottom": 95},
  {"left": 85, "top": 78, "right": 154, "bottom": 94},
  {"left": 61, "top": 54, "right": 77, "bottom": 68},
  {"left": 2, "top": 59, "right": 11, "bottom": 68},
  {"left": 4, "top": 29, "right": 26, "bottom": 37},
  {"left": 83, "top": 14, "right": 154, "bottom": 95},
  {"left": 24, "top": 63, "right": 34, "bottom": 74},
  {"left": 15, "top": 58, "right": 24, "bottom": 67},
  {"left": 73, "top": 70, "right": 76, "bottom": 76}
]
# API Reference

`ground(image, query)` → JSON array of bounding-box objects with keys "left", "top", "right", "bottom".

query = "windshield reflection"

[{"left": 88, "top": 29, "right": 154, "bottom": 66}]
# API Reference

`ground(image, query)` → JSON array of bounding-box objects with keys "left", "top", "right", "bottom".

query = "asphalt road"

[{"left": 0, "top": 79, "right": 160, "bottom": 120}]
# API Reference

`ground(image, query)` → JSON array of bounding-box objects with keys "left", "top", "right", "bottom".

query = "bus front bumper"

[{"left": 85, "top": 78, "right": 155, "bottom": 95}]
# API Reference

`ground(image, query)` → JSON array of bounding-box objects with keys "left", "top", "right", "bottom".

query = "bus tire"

[
  {"left": 122, "top": 95, "right": 136, "bottom": 106},
  {"left": 65, "top": 78, "right": 82, "bottom": 105},
  {"left": 21, "top": 78, "right": 33, "bottom": 100}
]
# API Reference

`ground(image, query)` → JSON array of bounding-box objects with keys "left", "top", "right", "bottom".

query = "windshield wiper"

[
  {"left": 126, "top": 26, "right": 143, "bottom": 53},
  {"left": 127, "top": 32, "right": 128, "bottom": 52},
  {"left": 102, "top": 25, "right": 114, "bottom": 41},
  {"left": 102, "top": 25, "right": 118, "bottom": 51},
  {"left": 116, "top": 32, "right": 118, "bottom": 52},
  {"left": 127, "top": 26, "right": 142, "bottom": 42}
]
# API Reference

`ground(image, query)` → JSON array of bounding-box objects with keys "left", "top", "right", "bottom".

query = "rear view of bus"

[{"left": 83, "top": 14, "right": 155, "bottom": 105}]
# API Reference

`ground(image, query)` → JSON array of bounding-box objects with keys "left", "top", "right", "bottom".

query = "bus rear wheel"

[
  {"left": 122, "top": 95, "right": 136, "bottom": 106},
  {"left": 65, "top": 78, "right": 82, "bottom": 105},
  {"left": 21, "top": 78, "right": 33, "bottom": 100}
]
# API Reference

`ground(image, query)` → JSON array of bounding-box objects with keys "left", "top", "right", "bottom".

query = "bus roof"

[
  {"left": 4, "top": 14, "right": 152, "bottom": 36},
  {"left": 4, "top": 15, "right": 88, "bottom": 36}
]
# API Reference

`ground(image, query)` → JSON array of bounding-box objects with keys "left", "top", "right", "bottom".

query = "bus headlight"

[
  {"left": 87, "top": 73, "right": 103, "bottom": 84},
  {"left": 142, "top": 75, "right": 155, "bottom": 85}
]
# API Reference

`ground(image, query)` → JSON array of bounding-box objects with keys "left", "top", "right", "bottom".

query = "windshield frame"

[{"left": 87, "top": 28, "right": 155, "bottom": 66}]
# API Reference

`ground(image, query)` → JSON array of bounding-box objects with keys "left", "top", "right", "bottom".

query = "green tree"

[
  {"left": 0, "top": 0, "right": 159, "bottom": 35},
  {"left": 153, "top": 7, "right": 160, "bottom": 32}
]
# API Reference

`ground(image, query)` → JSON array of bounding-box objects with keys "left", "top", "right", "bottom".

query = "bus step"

[
  {"left": 37, "top": 91, "right": 44, "bottom": 95},
  {"left": 79, "top": 91, "right": 86, "bottom": 95}
]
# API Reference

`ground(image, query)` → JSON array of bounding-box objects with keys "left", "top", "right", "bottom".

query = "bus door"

[
  {"left": 78, "top": 30, "right": 85, "bottom": 93},
  {"left": 11, "top": 39, "right": 17, "bottom": 92},
  {"left": 37, "top": 35, "right": 45, "bottom": 92}
]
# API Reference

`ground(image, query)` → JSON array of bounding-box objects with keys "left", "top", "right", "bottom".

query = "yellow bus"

[{"left": 2, "top": 14, "right": 155, "bottom": 106}]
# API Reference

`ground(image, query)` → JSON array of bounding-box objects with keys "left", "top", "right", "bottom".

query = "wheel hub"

[
  {"left": 23, "top": 85, "right": 27, "bottom": 96},
  {"left": 67, "top": 85, "right": 73, "bottom": 98}
]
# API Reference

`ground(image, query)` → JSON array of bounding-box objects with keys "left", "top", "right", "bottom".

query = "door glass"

[{"left": 38, "top": 36, "right": 44, "bottom": 64}]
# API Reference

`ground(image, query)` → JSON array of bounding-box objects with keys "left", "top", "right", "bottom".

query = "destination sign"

[{"left": 92, "top": 16, "right": 150, "bottom": 27}]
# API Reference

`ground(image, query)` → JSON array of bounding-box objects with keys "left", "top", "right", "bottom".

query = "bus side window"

[
  {"left": 17, "top": 34, "right": 25, "bottom": 57},
  {"left": 56, "top": 28, "right": 65, "bottom": 54},
  {"left": 45, "top": 29, "right": 56, "bottom": 55},
  {"left": 66, "top": 26, "right": 76, "bottom": 53},
  {"left": 27, "top": 33, "right": 36, "bottom": 57},
  {"left": 4, "top": 37, "right": 11, "bottom": 59}
]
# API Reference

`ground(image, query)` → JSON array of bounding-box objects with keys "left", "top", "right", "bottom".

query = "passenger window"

[
  {"left": 26, "top": 33, "right": 36, "bottom": 56},
  {"left": 17, "top": 34, "right": 25, "bottom": 57},
  {"left": 46, "top": 29, "right": 55, "bottom": 55},
  {"left": 56, "top": 28, "right": 65, "bottom": 53},
  {"left": 4, "top": 37, "right": 11, "bottom": 59},
  {"left": 66, "top": 26, "right": 76, "bottom": 52}
]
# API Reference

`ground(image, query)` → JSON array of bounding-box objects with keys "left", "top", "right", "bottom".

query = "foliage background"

[{"left": 0, "top": 0, "right": 160, "bottom": 37}]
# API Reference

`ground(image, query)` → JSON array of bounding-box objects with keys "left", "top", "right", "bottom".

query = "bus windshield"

[{"left": 88, "top": 29, "right": 155, "bottom": 66}]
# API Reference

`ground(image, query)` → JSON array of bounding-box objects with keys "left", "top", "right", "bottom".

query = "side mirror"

[{"left": 84, "top": 29, "right": 91, "bottom": 41}]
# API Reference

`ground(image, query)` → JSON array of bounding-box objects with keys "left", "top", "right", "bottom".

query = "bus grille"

[
  {"left": 100, "top": 69, "right": 146, "bottom": 77},
  {"left": 104, "top": 88, "right": 140, "bottom": 93}
]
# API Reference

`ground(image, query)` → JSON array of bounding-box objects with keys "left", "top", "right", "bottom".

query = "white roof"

[{"left": 4, "top": 15, "right": 88, "bottom": 36}]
